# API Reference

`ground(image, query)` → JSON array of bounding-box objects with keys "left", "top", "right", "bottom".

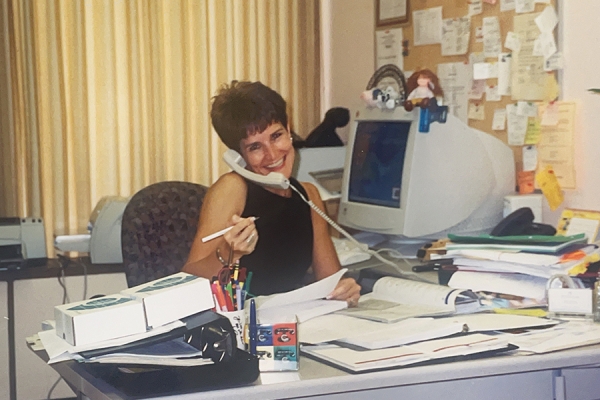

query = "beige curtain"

[{"left": 0, "top": 0, "right": 320, "bottom": 254}]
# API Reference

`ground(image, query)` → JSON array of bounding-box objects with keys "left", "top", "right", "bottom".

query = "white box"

[
  {"left": 121, "top": 272, "right": 214, "bottom": 329},
  {"left": 54, "top": 294, "right": 146, "bottom": 346},
  {"left": 503, "top": 194, "right": 543, "bottom": 223}
]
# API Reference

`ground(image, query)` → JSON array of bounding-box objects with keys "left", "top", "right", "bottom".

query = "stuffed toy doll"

[{"left": 403, "top": 69, "right": 444, "bottom": 111}]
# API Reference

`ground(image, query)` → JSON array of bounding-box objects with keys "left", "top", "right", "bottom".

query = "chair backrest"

[{"left": 121, "top": 181, "right": 208, "bottom": 287}]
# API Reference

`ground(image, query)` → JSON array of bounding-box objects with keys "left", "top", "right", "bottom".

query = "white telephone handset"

[{"left": 223, "top": 149, "right": 290, "bottom": 190}]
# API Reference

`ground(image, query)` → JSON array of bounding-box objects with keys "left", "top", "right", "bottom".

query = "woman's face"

[{"left": 240, "top": 123, "right": 294, "bottom": 178}]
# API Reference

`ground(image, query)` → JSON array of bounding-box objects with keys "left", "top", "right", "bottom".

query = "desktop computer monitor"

[{"left": 337, "top": 107, "right": 515, "bottom": 241}]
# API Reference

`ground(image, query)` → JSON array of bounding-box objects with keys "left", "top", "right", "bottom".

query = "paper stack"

[{"left": 437, "top": 233, "right": 598, "bottom": 302}]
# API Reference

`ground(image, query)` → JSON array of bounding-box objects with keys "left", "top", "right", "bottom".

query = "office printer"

[
  {"left": 0, "top": 217, "right": 47, "bottom": 266},
  {"left": 54, "top": 196, "right": 129, "bottom": 264}
]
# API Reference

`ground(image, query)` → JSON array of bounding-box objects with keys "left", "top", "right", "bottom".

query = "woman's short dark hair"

[{"left": 210, "top": 81, "right": 288, "bottom": 151}]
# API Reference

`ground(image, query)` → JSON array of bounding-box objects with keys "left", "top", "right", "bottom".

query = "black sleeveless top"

[{"left": 240, "top": 177, "right": 313, "bottom": 296}]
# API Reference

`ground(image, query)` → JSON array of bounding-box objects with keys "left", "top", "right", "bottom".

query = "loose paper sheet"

[
  {"left": 522, "top": 145, "right": 538, "bottom": 171},
  {"left": 498, "top": 53, "right": 512, "bottom": 96},
  {"left": 512, "top": 13, "right": 546, "bottom": 101},
  {"left": 504, "top": 32, "right": 521, "bottom": 53},
  {"left": 468, "top": 102, "right": 485, "bottom": 121},
  {"left": 501, "top": 0, "right": 516, "bottom": 12},
  {"left": 536, "top": 102, "right": 577, "bottom": 189},
  {"left": 515, "top": 0, "right": 535, "bottom": 13},
  {"left": 469, "top": 0, "right": 483, "bottom": 16},
  {"left": 506, "top": 103, "right": 528, "bottom": 145},
  {"left": 535, "top": 5, "right": 558, "bottom": 33},
  {"left": 441, "top": 17, "right": 471, "bottom": 56},
  {"left": 492, "top": 108, "right": 507, "bottom": 130},
  {"left": 413, "top": 7, "right": 442, "bottom": 46},
  {"left": 536, "top": 165, "right": 564, "bottom": 210},
  {"left": 438, "top": 62, "right": 471, "bottom": 123},
  {"left": 483, "top": 17, "right": 502, "bottom": 58},
  {"left": 376, "top": 28, "right": 404, "bottom": 70},
  {"left": 486, "top": 85, "right": 501, "bottom": 102}
]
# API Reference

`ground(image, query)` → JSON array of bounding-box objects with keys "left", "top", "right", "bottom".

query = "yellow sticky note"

[
  {"left": 536, "top": 165, "right": 563, "bottom": 210},
  {"left": 524, "top": 118, "right": 541, "bottom": 145}
]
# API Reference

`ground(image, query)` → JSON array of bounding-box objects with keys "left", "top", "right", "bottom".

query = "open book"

[
  {"left": 336, "top": 277, "right": 481, "bottom": 323},
  {"left": 302, "top": 333, "right": 512, "bottom": 373}
]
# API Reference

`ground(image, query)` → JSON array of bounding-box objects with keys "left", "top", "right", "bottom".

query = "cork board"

[{"left": 375, "top": 0, "right": 559, "bottom": 175}]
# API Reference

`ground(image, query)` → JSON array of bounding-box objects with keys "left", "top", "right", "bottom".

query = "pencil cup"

[{"left": 218, "top": 309, "right": 246, "bottom": 351}]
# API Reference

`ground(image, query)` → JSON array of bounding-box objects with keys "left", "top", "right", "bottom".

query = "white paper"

[
  {"left": 522, "top": 145, "right": 538, "bottom": 171},
  {"left": 376, "top": 28, "right": 404, "bottom": 70},
  {"left": 379, "top": 0, "right": 407, "bottom": 20},
  {"left": 448, "top": 270, "right": 548, "bottom": 300},
  {"left": 535, "top": 5, "right": 558, "bottom": 33},
  {"left": 544, "top": 51, "right": 564, "bottom": 71},
  {"left": 501, "top": 0, "right": 516, "bottom": 12},
  {"left": 483, "top": 17, "right": 502, "bottom": 58},
  {"left": 539, "top": 31, "right": 557, "bottom": 60},
  {"left": 470, "top": 52, "right": 486, "bottom": 65},
  {"left": 441, "top": 17, "right": 471, "bottom": 56},
  {"left": 515, "top": 0, "right": 535, "bottom": 13},
  {"left": 473, "top": 63, "right": 493, "bottom": 80},
  {"left": 413, "top": 7, "right": 442, "bottom": 46},
  {"left": 492, "top": 108, "right": 507, "bottom": 130},
  {"left": 540, "top": 101, "right": 559, "bottom": 126},
  {"left": 486, "top": 85, "right": 502, "bottom": 101},
  {"left": 564, "top": 218, "right": 600, "bottom": 242},
  {"left": 548, "top": 289, "right": 593, "bottom": 315},
  {"left": 259, "top": 268, "right": 347, "bottom": 309},
  {"left": 517, "top": 101, "right": 538, "bottom": 117},
  {"left": 39, "top": 321, "right": 185, "bottom": 364},
  {"left": 438, "top": 62, "right": 472, "bottom": 123},
  {"left": 498, "top": 53, "right": 512, "bottom": 96},
  {"left": 469, "top": 0, "right": 483, "bottom": 16},
  {"left": 506, "top": 321, "right": 600, "bottom": 354},
  {"left": 504, "top": 32, "right": 521, "bottom": 53},
  {"left": 506, "top": 103, "right": 528, "bottom": 145}
]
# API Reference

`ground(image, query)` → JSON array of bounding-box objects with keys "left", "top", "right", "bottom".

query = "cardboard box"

[
  {"left": 54, "top": 295, "right": 146, "bottom": 346},
  {"left": 121, "top": 272, "right": 214, "bottom": 329},
  {"left": 255, "top": 322, "right": 299, "bottom": 371}
]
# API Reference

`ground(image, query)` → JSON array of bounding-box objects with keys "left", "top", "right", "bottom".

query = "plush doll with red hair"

[{"left": 403, "top": 69, "right": 444, "bottom": 111}]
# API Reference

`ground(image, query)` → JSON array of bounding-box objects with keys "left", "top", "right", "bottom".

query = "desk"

[
  {"left": 39, "top": 344, "right": 600, "bottom": 399},
  {"left": 1, "top": 259, "right": 126, "bottom": 400}
]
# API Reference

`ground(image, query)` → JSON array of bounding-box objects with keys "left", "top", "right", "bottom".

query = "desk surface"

[{"left": 45, "top": 344, "right": 600, "bottom": 400}]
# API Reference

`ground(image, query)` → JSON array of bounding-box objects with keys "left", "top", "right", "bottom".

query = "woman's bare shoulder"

[{"left": 204, "top": 172, "right": 247, "bottom": 209}]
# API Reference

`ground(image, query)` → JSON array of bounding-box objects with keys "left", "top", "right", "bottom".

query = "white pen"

[{"left": 201, "top": 217, "right": 258, "bottom": 243}]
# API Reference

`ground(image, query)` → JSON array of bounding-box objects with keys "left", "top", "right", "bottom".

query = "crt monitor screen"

[{"left": 348, "top": 121, "right": 410, "bottom": 208}]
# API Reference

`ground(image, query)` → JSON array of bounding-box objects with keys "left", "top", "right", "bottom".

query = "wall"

[
  {"left": 325, "top": 0, "right": 600, "bottom": 224},
  {"left": 321, "top": 0, "right": 375, "bottom": 143}
]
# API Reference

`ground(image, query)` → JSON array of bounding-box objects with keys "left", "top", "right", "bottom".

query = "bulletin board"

[{"left": 374, "top": 0, "right": 561, "bottom": 187}]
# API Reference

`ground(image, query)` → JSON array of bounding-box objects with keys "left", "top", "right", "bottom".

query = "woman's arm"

[
  {"left": 182, "top": 173, "right": 258, "bottom": 279},
  {"left": 301, "top": 182, "right": 361, "bottom": 305}
]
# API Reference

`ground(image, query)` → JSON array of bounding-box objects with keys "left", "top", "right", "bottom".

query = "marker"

[
  {"left": 201, "top": 217, "right": 259, "bottom": 243},
  {"left": 249, "top": 299, "right": 257, "bottom": 355}
]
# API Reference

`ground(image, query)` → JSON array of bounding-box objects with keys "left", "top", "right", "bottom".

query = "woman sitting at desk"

[{"left": 182, "top": 80, "right": 360, "bottom": 305}]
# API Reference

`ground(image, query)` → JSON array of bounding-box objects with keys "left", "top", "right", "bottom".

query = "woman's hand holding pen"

[
  {"left": 223, "top": 214, "right": 258, "bottom": 261},
  {"left": 327, "top": 277, "right": 361, "bottom": 307}
]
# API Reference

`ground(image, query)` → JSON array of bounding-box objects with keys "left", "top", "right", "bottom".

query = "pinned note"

[
  {"left": 468, "top": 102, "right": 485, "bottom": 121},
  {"left": 536, "top": 165, "right": 563, "bottom": 210},
  {"left": 486, "top": 85, "right": 501, "bottom": 101},
  {"left": 524, "top": 119, "right": 541, "bottom": 145},
  {"left": 518, "top": 171, "right": 535, "bottom": 194},
  {"left": 522, "top": 145, "right": 538, "bottom": 172},
  {"left": 492, "top": 108, "right": 507, "bottom": 131},
  {"left": 504, "top": 32, "right": 521, "bottom": 53}
]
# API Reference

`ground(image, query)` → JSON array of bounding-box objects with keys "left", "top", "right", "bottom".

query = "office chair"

[{"left": 121, "top": 181, "right": 208, "bottom": 287}]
